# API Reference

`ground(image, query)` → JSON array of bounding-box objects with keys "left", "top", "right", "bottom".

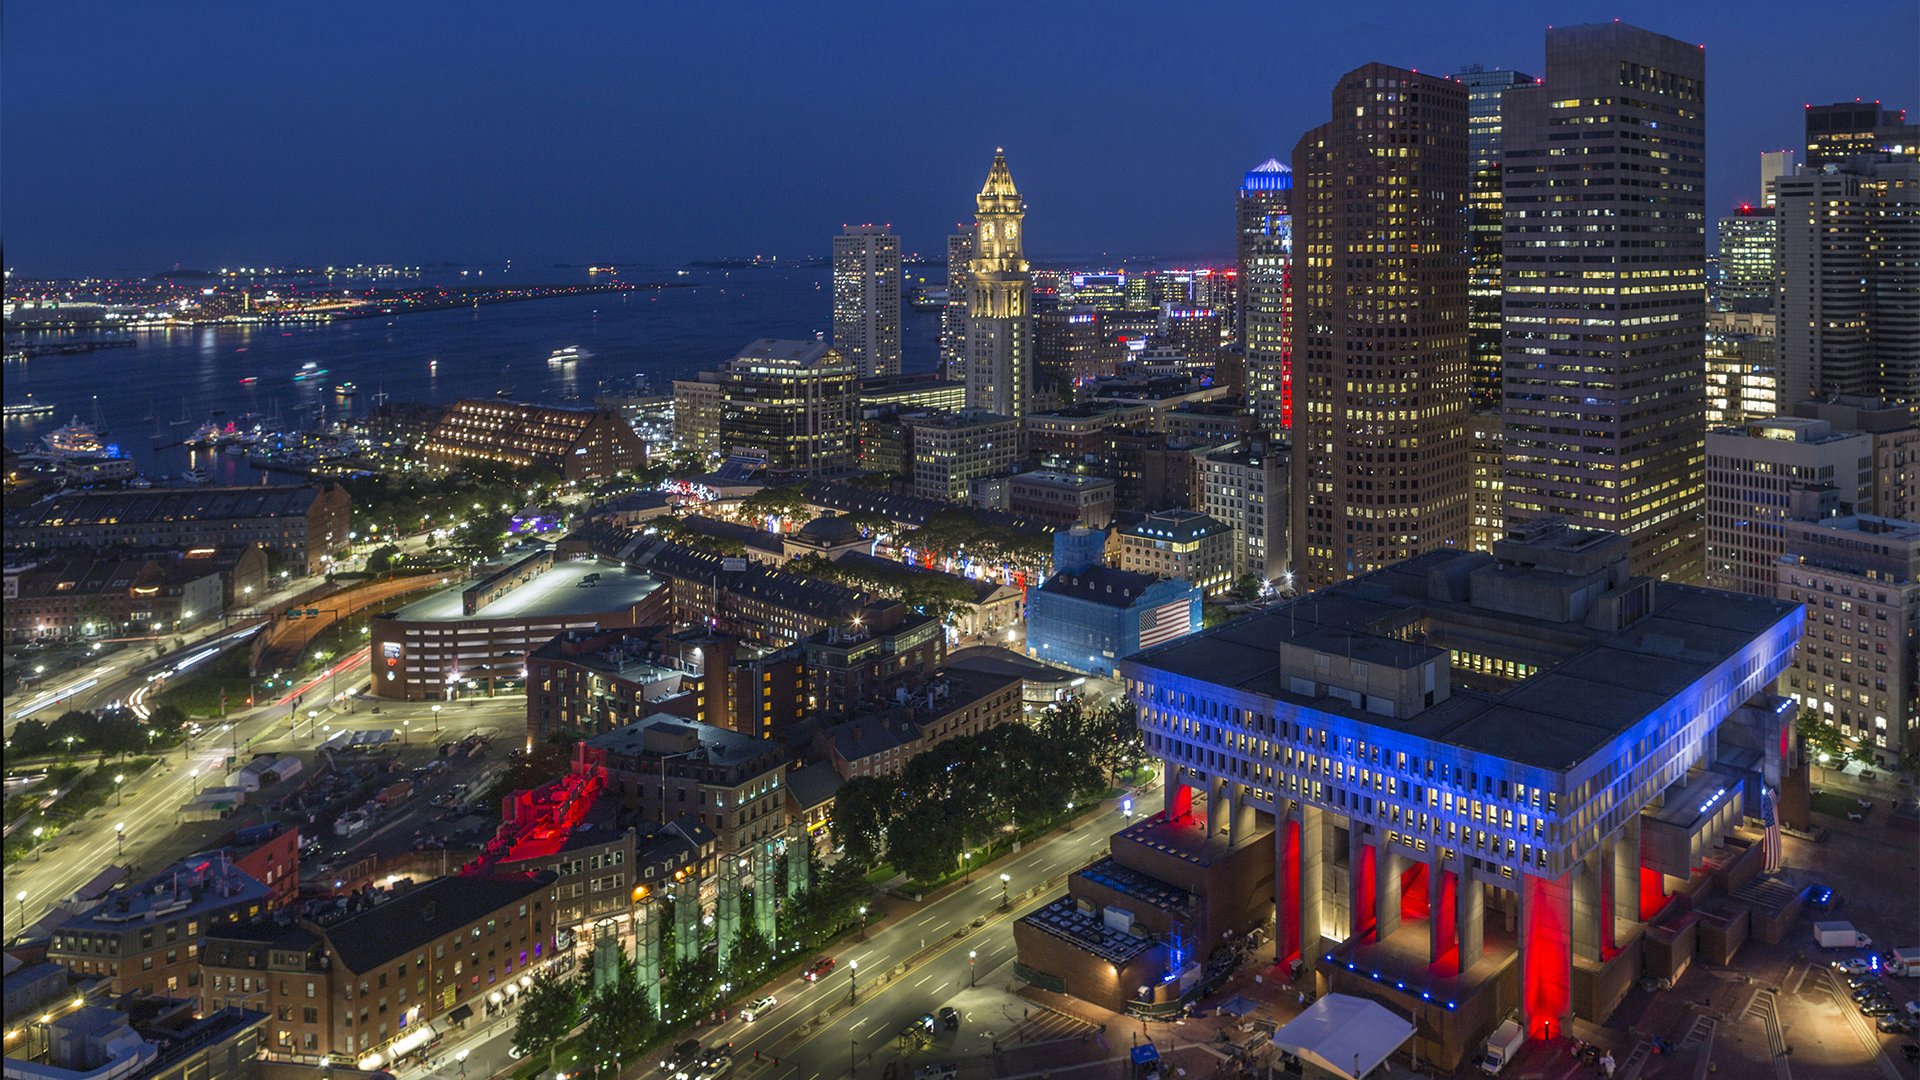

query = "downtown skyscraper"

[
  {"left": 1238, "top": 159, "right": 1294, "bottom": 432},
  {"left": 1459, "top": 64, "right": 1536, "bottom": 406},
  {"left": 1499, "top": 22, "right": 1708, "bottom": 583},
  {"left": 1289, "top": 64, "right": 1472, "bottom": 589},
  {"left": 964, "top": 151, "right": 1033, "bottom": 418},
  {"left": 943, "top": 228, "right": 975, "bottom": 382},
  {"left": 1775, "top": 153, "right": 1920, "bottom": 403},
  {"left": 832, "top": 225, "right": 902, "bottom": 378}
]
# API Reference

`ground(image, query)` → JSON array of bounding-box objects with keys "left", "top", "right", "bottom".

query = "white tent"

[{"left": 1269, "top": 994, "right": 1414, "bottom": 1080}]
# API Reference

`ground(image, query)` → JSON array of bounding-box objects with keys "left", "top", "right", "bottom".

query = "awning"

[
  {"left": 388, "top": 1021, "right": 440, "bottom": 1058},
  {"left": 447, "top": 1004, "right": 474, "bottom": 1024},
  {"left": 1269, "top": 994, "right": 1413, "bottom": 1080},
  {"left": 1131, "top": 1044, "right": 1161, "bottom": 1066},
  {"left": 357, "top": 1054, "right": 384, "bottom": 1071}
]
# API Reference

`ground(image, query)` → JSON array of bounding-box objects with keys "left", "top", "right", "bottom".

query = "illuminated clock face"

[
  {"left": 980, "top": 224, "right": 994, "bottom": 239},
  {"left": 1005, "top": 224, "right": 1017, "bottom": 239}
]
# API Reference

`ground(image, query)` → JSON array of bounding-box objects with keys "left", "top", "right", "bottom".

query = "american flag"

[
  {"left": 1761, "top": 786, "right": 1782, "bottom": 872},
  {"left": 1138, "top": 599, "right": 1193, "bottom": 650}
]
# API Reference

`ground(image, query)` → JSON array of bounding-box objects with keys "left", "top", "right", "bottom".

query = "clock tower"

[{"left": 964, "top": 149, "right": 1033, "bottom": 418}]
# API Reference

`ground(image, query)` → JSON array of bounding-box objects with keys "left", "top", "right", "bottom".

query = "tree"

[
  {"left": 737, "top": 485, "right": 811, "bottom": 528},
  {"left": 842, "top": 509, "right": 894, "bottom": 536},
  {"left": 847, "top": 472, "right": 893, "bottom": 491},
  {"left": 830, "top": 776, "right": 895, "bottom": 873},
  {"left": 579, "top": 954, "right": 654, "bottom": 1079},
  {"left": 1798, "top": 708, "right": 1871, "bottom": 768},
  {"left": 75, "top": 597, "right": 120, "bottom": 638},
  {"left": 511, "top": 971, "right": 584, "bottom": 1070},
  {"left": 365, "top": 545, "right": 402, "bottom": 574},
  {"left": 1230, "top": 574, "right": 1261, "bottom": 602},
  {"left": 9, "top": 718, "right": 50, "bottom": 756}
]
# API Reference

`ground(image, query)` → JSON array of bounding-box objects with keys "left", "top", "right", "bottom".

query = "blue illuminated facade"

[
  {"left": 1112, "top": 528, "right": 1805, "bottom": 1068},
  {"left": 1024, "top": 527, "right": 1200, "bottom": 678}
]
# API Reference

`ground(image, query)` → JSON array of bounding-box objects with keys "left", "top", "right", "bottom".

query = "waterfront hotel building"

[{"left": 1114, "top": 519, "right": 1801, "bottom": 1068}]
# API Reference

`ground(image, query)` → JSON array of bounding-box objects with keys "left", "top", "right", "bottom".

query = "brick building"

[
  {"left": 4, "top": 485, "right": 350, "bottom": 575},
  {"left": 423, "top": 400, "right": 647, "bottom": 481}
]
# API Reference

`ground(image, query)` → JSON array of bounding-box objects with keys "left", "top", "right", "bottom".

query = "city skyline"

[{"left": 3, "top": 2, "right": 1915, "bottom": 276}]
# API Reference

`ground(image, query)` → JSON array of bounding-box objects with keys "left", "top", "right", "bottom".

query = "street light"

[
  {"left": 14, "top": 891, "right": 26, "bottom": 935},
  {"left": 858, "top": 905, "right": 868, "bottom": 941},
  {"left": 1000, "top": 873, "right": 1011, "bottom": 910},
  {"left": 969, "top": 950, "right": 976, "bottom": 987},
  {"left": 402, "top": 720, "right": 410, "bottom": 745},
  {"left": 1066, "top": 800, "right": 1075, "bottom": 831},
  {"left": 190, "top": 769, "right": 199, "bottom": 794},
  {"left": 115, "top": 775, "right": 125, "bottom": 806},
  {"left": 848, "top": 960, "right": 858, "bottom": 1005},
  {"left": 456, "top": 1049, "right": 469, "bottom": 1080},
  {"left": 116, "top": 823, "right": 126, "bottom": 859},
  {"left": 432, "top": 704, "right": 442, "bottom": 734}
]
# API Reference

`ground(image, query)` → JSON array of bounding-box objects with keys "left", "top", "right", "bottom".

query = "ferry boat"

[
  {"left": 182, "top": 467, "right": 212, "bottom": 484},
  {"left": 335, "top": 382, "right": 358, "bottom": 396},
  {"left": 186, "top": 422, "right": 223, "bottom": 447},
  {"left": 293, "top": 362, "right": 330, "bottom": 382},
  {"left": 4, "top": 395, "right": 57, "bottom": 418},
  {"left": 239, "top": 376, "right": 258, "bottom": 386},
  {"left": 547, "top": 346, "right": 589, "bottom": 364}
]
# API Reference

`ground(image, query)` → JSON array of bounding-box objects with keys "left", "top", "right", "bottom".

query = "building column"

[
  {"left": 1277, "top": 805, "right": 1301, "bottom": 965},
  {"left": 1206, "top": 774, "right": 1226, "bottom": 838},
  {"left": 1299, "top": 803, "right": 1325, "bottom": 966},
  {"left": 1348, "top": 823, "right": 1371, "bottom": 944},
  {"left": 1456, "top": 861, "right": 1483, "bottom": 976},
  {"left": 1610, "top": 815, "right": 1642, "bottom": 950},
  {"left": 1573, "top": 846, "right": 1603, "bottom": 963},
  {"left": 1520, "top": 871, "right": 1574, "bottom": 1043},
  {"left": 1428, "top": 856, "right": 1452, "bottom": 968},
  {"left": 1374, "top": 841, "right": 1403, "bottom": 943},
  {"left": 1231, "top": 781, "right": 1256, "bottom": 844},
  {"left": 1163, "top": 763, "right": 1189, "bottom": 819}
]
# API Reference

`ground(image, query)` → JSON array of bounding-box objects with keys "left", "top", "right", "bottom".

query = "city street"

[{"left": 379, "top": 801, "right": 1138, "bottom": 1080}]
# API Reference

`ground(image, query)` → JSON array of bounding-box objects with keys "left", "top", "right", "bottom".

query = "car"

[
  {"left": 939, "top": 1007, "right": 960, "bottom": 1031},
  {"left": 739, "top": 996, "right": 777, "bottom": 1022},
  {"left": 803, "top": 956, "right": 836, "bottom": 981},
  {"left": 1835, "top": 958, "right": 1873, "bottom": 975},
  {"left": 1853, "top": 987, "right": 1890, "bottom": 1003},
  {"left": 691, "top": 1056, "right": 731, "bottom": 1080},
  {"left": 508, "top": 1046, "right": 526, "bottom": 1060},
  {"left": 1906, "top": 1001, "right": 1920, "bottom": 1018},
  {"left": 1846, "top": 972, "right": 1882, "bottom": 989},
  {"left": 1878, "top": 1015, "right": 1917, "bottom": 1035},
  {"left": 661, "top": 1039, "right": 702, "bottom": 1072},
  {"left": 1861, "top": 1000, "right": 1895, "bottom": 1017},
  {"left": 911, "top": 1065, "right": 957, "bottom": 1080}
]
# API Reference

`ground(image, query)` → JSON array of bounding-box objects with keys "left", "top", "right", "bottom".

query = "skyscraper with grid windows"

[
  {"left": 1288, "top": 64, "right": 1472, "bottom": 589},
  {"left": 1459, "top": 65, "right": 1536, "bottom": 407},
  {"left": 1499, "top": 22, "right": 1708, "bottom": 583}
]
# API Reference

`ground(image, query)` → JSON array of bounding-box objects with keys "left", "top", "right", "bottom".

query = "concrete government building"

[{"left": 1020, "top": 519, "right": 1801, "bottom": 1070}]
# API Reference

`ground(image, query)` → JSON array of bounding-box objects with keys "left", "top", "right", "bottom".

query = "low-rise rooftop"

[{"left": 388, "top": 552, "right": 661, "bottom": 623}]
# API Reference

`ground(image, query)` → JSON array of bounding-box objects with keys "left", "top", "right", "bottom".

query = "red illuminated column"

[
  {"left": 1520, "top": 870, "right": 1574, "bottom": 1042},
  {"left": 1276, "top": 812, "right": 1301, "bottom": 966},
  {"left": 1299, "top": 803, "right": 1326, "bottom": 965},
  {"left": 1428, "top": 859, "right": 1453, "bottom": 969},
  {"left": 1457, "top": 862, "right": 1483, "bottom": 975},
  {"left": 1165, "top": 766, "right": 1191, "bottom": 819},
  {"left": 1351, "top": 826, "right": 1375, "bottom": 943}
]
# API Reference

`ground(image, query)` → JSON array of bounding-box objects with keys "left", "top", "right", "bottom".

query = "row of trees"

[
  {"left": 784, "top": 552, "right": 980, "bottom": 625},
  {"left": 897, "top": 508, "right": 1054, "bottom": 573},
  {"left": 831, "top": 699, "right": 1145, "bottom": 885},
  {"left": 512, "top": 858, "right": 875, "bottom": 1075},
  {"left": 8, "top": 705, "right": 189, "bottom": 759}
]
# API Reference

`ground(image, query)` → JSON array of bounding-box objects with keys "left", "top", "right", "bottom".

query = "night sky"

[{"left": 4, "top": 1, "right": 1914, "bottom": 277}]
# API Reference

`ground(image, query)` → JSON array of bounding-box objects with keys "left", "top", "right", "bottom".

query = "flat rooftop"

[
  {"left": 1129, "top": 548, "right": 1801, "bottom": 771},
  {"left": 390, "top": 555, "right": 661, "bottom": 623},
  {"left": 1020, "top": 895, "right": 1158, "bottom": 965}
]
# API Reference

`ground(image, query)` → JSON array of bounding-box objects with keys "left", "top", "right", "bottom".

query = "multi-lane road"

[{"left": 391, "top": 801, "right": 1135, "bottom": 1080}]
